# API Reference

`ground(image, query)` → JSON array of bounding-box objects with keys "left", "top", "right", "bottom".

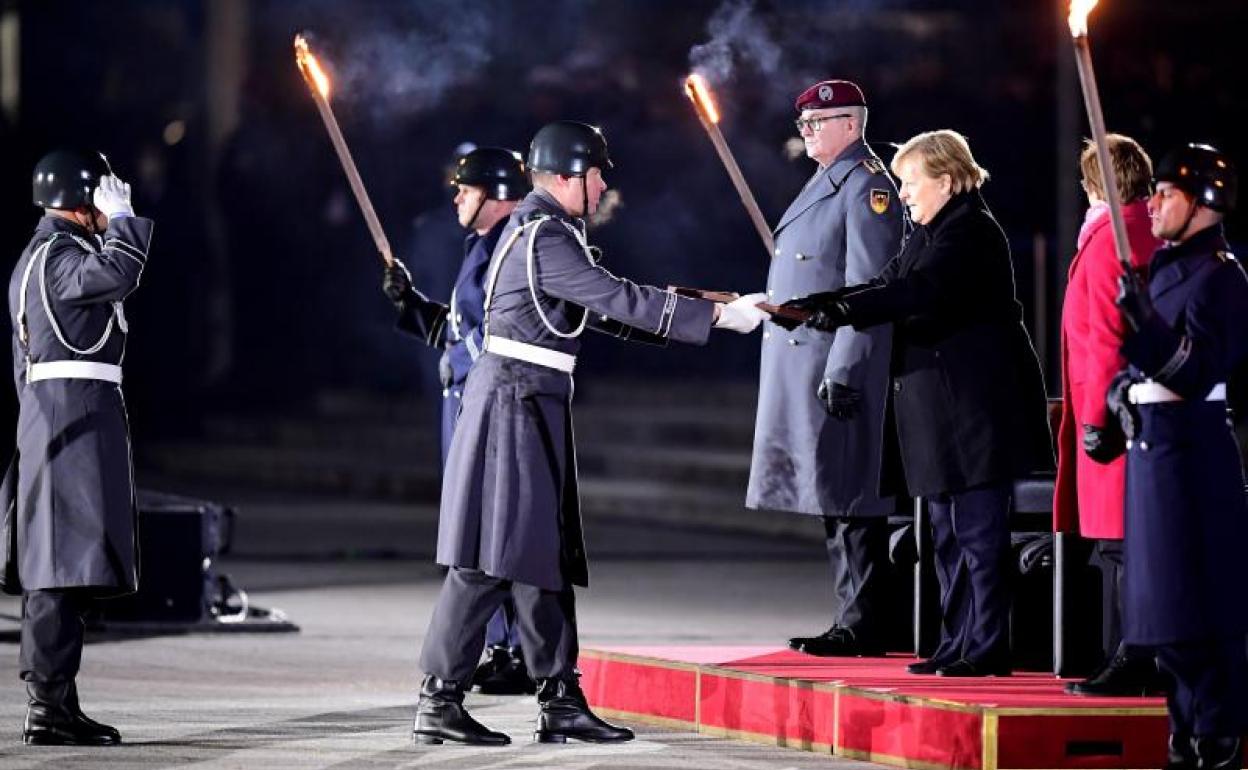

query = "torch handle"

[
  {"left": 310, "top": 94, "right": 395, "bottom": 267},
  {"left": 701, "top": 118, "right": 776, "bottom": 260},
  {"left": 1072, "top": 38, "right": 1132, "bottom": 273}
]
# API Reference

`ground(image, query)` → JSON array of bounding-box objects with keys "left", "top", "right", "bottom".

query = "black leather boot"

[
  {"left": 1064, "top": 645, "right": 1165, "bottom": 696},
  {"left": 472, "top": 645, "right": 536, "bottom": 695},
  {"left": 412, "top": 675, "right": 509, "bottom": 745},
  {"left": 534, "top": 676, "right": 634, "bottom": 743},
  {"left": 1194, "top": 736, "right": 1242, "bottom": 770},
  {"left": 1166, "top": 734, "right": 1198, "bottom": 770},
  {"left": 23, "top": 681, "right": 121, "bottom": 746}
]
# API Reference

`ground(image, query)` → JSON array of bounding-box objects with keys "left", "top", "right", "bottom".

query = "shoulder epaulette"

[{"left": 862, "top": 157, "right": 886, "bottom": 175}]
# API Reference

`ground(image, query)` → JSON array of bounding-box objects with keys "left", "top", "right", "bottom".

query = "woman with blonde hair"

[{"left": 778, "top": 129, "right": 1053, "bottom": 676}]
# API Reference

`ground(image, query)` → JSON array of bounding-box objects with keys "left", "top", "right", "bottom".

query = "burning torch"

[
  {"left": 684, "top": 73, "right": 776, "bottom": 261},
  {"left": 1068, "top": 0, "right": 1131, "bottom": 270},
  {"left": 294, "top": 33, "right": 394, "bottom": 267}
]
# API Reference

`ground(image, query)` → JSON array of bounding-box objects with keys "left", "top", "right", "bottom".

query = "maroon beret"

[{"left": 794, "top": 79, "right": 866, "bottom": 112}]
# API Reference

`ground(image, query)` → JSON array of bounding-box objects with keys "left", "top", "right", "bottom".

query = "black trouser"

[
  {"left": 20, "top": 590, "right": 87, "bottom": 684},
  {"left": 1090, "top": 538, "right": 1149, "bottom": 662},
  {"left": 926, "top": 482, "right": 1013, "bottom": 664},
  {"left": 420, "top": 568, "right": 577, "bottom": 686},
  {"left": 1155, "top": 635, "right": 1248, "bottom": 738},
  {"left": 823, "top": 516, "right": 888, "bottom": 642}
]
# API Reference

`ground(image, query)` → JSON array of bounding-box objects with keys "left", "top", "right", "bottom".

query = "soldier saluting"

[
  {"left": 407, "top": 120, "right": 765, "bottom": 746},
  {"left": 3, "top": 150, "right": 153, "bottom": 745},
  {"left": 1110, "top": 143, "right": 1248, "bottom": 770}
]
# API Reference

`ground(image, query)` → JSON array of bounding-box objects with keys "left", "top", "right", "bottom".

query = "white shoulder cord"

[
  {"left": 524, "top": 217, "right": 591, "bottom": 339},
  {"left": 17, "top": 233, "right": 126, "bottom": 359},
  {"left": 481, "top": 215, "right": 595, "bottom": 341}
]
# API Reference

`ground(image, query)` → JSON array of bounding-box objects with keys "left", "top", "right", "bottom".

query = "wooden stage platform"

[{"left": 580, "top": 646, "right": 1167, "bottom": 770}]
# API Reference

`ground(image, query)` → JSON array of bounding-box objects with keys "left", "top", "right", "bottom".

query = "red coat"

[{"left": 1053, "top": 199, "right": 1160, "bottom": 538}]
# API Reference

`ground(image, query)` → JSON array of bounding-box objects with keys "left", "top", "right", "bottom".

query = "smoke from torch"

[
  {"left": 684, "top": 73, "right": 775, "bottom": 260},
  {"left": 294, "top": 33, "right": 394, "bottom": 267}
]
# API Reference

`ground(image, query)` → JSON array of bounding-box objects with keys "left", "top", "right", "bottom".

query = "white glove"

[
  {"left": 713, "top": 292, "right": 769, "bottom": 334},
  {"left": 93, "top": 174, "right": 134, "bottom": 219}
]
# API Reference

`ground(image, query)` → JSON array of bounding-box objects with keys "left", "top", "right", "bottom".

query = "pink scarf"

[{"left": 1077, "top": 201, "right": 1110, "bottom": 251}]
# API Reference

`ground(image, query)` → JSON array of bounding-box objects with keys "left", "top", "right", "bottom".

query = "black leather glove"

[
  {"left": 817, "top": 380, "right": 861, "bottom": 420},
  {"left": 1082, "top": 423, "right": 1125, "bottom": 464},
  {"left": 1115, "top": 269, "right": 1155, "bottom": 334},
  {"left": 438, "top": 349, "right": 454, "bottom": 389},
  {"left": 770, "top": 291, "right": 840, "bottom": 332},
  {"left": 382, "top": 259, "right": 415, "bottom": 308},
  {"left": 807, "top": 300, "right": 850, "bottom": 333},
  {"left": 1105, "top": 370, "right": 1141, "bottom": 442}
]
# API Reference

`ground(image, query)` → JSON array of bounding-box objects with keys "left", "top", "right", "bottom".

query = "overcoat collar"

[{"left": 775, "top": 140, "right": 876, "bottom": 234}]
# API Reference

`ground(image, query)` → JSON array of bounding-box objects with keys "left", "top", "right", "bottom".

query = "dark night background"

[{"left": 0, "top": 0, "right": 1245, "bottom": 451}]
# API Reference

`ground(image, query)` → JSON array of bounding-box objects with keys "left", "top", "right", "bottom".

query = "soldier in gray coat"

[
  {"left": 749, "top": 80, "right": 903, "bottom": 657},
  {"left": 410, "top": 121, "right": 765, "bottom": 746},
  {"left": 2, "top": 150, "right": 152, "bottom": 745}
]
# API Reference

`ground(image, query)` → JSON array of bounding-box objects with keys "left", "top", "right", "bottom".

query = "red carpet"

[{"left": 579, "top": 646, "right": 1167, "bottom": 769}]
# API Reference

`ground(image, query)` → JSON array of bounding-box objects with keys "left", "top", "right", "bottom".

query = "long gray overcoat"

[
  {"left": 423, "top": 190, "right": 715, "bottom": 591},
  {"left": 747, "top": 141, "right": 903, "bottom": 517},
  {"left": 3, "top": 214, "right": 152, "bottom": 596}
]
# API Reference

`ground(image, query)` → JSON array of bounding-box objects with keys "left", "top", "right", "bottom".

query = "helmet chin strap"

[
  {"left": 465, "top": 196, "right": 486, "bottom": 231},
  {"left": 578, "top": 175, "right": 589, "bottom": 221},
  {"left": 1174, "top": 196, "right": 1200, "bottom": 242}
]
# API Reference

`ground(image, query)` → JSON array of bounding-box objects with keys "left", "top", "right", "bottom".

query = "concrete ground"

[{"left": 0, "top": 484, "right": 889, "bottom": 769}]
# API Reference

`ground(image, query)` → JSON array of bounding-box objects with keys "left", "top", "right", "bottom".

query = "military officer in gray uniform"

[
  {"left": 749, "top": 80, "right": 903, "bottom": 657},
  {"left": 2, "top": 149, "right": 152, "bottom": 745},
  {"left": 409, "top": 121, "right": 766, "bottom": 746}
]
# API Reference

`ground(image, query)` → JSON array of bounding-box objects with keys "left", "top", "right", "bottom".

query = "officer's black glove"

[
  {"left": 1105, "top": 369, "right": 1141, "bottom": 443},
  {"left": 1082, "top": 423, "right": 1125, "bottom": 464},
  {"left": 382, "top": 259, "right": 416, "bottom": 309},
  {"left": 806, "top": 300, "right": 850, "bottom": 333},
  {"left": 818, "top": 380, "right": 861, "bottom": 421},
  {"left": 770, "top": 291, "right": 835, "bottom": 332},
  {"left": 437, "top": 349, "right": 454, "bottom": 390},
  {"left": 1115, "top": 269, "right": 1156, "bottom": 335}
]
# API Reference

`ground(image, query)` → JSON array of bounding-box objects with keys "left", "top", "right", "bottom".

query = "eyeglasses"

[{"left": 794, "top": 114, "right": 853, "bottom": 133}]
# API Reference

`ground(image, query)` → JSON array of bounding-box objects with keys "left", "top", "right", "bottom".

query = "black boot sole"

[
  {"left": 23, "top": 733, "right": 120, "bottom": 746},
  {"left": 534, "top": 730, "right": 634, "bottom": 744},
  {"left": 412, "top": 730, "right": 510, "bottom": 746}
]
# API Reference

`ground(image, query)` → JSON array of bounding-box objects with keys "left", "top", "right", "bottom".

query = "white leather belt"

[
  {"left": 483, "top": 336, "right": 576, "bottom": 374},
  {"left": 1128, "top": 381, "right": 1225, "bottom": 404},
  {"left": 27, "top": 361, "right": 123, "bottom": 385}
]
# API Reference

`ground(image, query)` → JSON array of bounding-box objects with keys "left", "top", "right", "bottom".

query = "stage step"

[{"left": 580, "top": 646, "right": 1168, "bottom": 770}]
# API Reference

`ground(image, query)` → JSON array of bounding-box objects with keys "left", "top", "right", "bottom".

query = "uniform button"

[
  {"left": 1139, "top": 440, "right": 1149, "bottom": 451},
  {"left": 767, "top": 289, "right": 774, "bottom": 297},
  {"left": 787, "top": 339, "right": 799, "bottom": 347},
  {"left": 1126, "top": 439, "right": 1134, "bottom": 450},
  {"left": 795, "top": 252, "right": 807, "bottom": 261},
  {"left": 762, "top": 331, "right": 770, "bottom": 340},
  {"left": 893, "top": 380, "right": 902, "bottom": 393},
  {"left": 774, "top": 247, "right": 781, "bottom": 257},
  {"left": 455, "top": 313, "right": 463, "bottom": 323},
  {"left": 442, "top": 388, "right": 450, "bottom": 397}
]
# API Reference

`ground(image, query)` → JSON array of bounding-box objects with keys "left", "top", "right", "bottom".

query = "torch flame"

[
  {"left": 684, "top": 73, "right": 720, "bottom": 125},
  {"left": 1068, "top": 0, "right": 1099, "bottom": 37},
  {"left": 294, "top": 34, "right": 331, "bottom": 99}
]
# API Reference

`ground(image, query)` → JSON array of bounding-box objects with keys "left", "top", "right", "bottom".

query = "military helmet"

[
  {"left": 1154, "top": 143, "right": 1237, "bottom": 213},
  {"left": 32, "top": 149, "right": 112, "bottom": 210},
  {"left": 527, "top": 121, "right": 612, "bottom": 177},
  {"left": 451, "top": 147, "right": 530, "bottom": 201}
]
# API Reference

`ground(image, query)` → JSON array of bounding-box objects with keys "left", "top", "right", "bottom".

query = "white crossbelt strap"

[
  {"left": 483, "top": 335, "right": 576, "bottom": 374},
  {"left": 27, "top": 361, "right": 123, "bottom": 384},
  {"left": 1128, "top": 381, "right": 1225, "bottom": 404}
]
